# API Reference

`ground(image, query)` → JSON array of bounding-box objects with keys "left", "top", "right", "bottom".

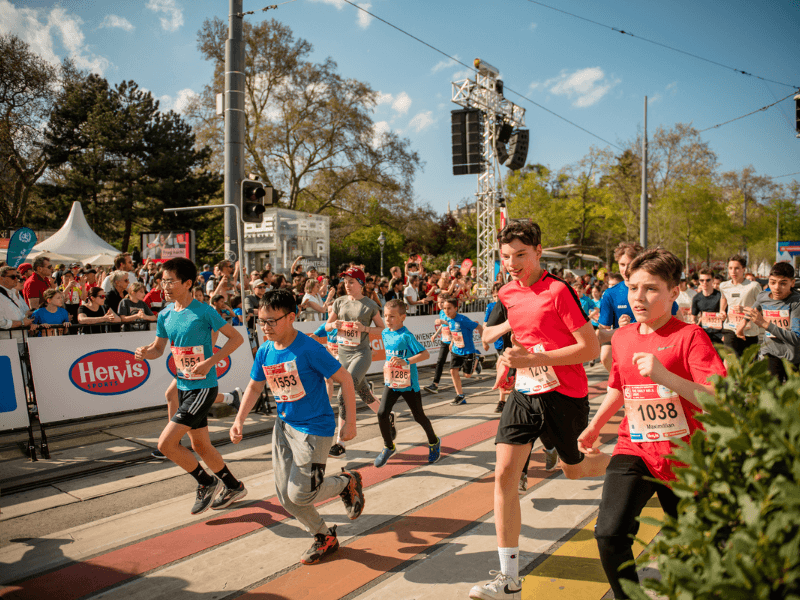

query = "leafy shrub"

[{"left": 623, "top": 347, "right": 800, "bottom": 600}]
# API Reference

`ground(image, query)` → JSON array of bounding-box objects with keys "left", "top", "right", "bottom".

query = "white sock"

[
  {"left": 498, "top": 547, "right": 519, "bottom": 580},
  {"left": 222, "top": 393, "right": 234, "bottom": 405}
]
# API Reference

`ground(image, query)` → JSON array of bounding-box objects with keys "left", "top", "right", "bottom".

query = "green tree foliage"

[
  {"left": 623, "top": 347, "right": 800, "bottom": 600},
  {"left": 0, "top": 33, "right": 78, "bottom": 230},
  {"left": 187, "top": 18, "right": 421, "bottom": 214},
  {"left": 39, "top": 74, "right": 221, "bottom": 251}
]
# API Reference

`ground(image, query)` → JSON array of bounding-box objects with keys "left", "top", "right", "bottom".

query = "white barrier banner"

[
  {"left": 257, "top": 313, "right": 495, "bottom": 375},
  {"left": 28, "top": 326, "right": 254, "bottom": 424},
  {"left": 0, "top": 339, "right": 30, "bottom": 432}
]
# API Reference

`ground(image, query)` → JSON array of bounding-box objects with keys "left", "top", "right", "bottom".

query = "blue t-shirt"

[
  {"left": 313, "top": 323, "right": 338, "bottom": 345},
  {"left": 382, "top": 326, "right": 426, "bottom": 392},
  {"left": 580, "top": 296, "right": 598, "bottom": 326},
  {"left": 251, "top": 332, "right": 340, "bottom": 436},
  {"left": 199, "top": 270, "right": 213, "bottom": 282},
  {"left": 156, "top": 299, "right": 227, "bottom": 390},
  {"left": 232, "top": 308, "right": 243, "bottom": 327},
  {"left": 32, "top": 306, "right": 70, "bottom": 326},
  {"left": 484, "top": 302, "right": 504, "bottom": 351},
  {"left": 599, "top": 281, "right": 679, "bottom": 328},
  {"left": 446, "top": 313, "right": 478, "bottom": 356},
  {"left": 438, "top": 309, "right": 451, "bottom": 345}
]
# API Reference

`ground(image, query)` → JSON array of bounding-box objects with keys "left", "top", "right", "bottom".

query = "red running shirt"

[
  {"left": 498, "top": 272, "right": 590, "bottom": 399},
  {"left": 609, "top": 318, "right": 726, "bottom": 482}
]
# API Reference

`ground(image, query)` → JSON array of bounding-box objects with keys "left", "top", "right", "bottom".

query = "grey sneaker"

[
  {"left": 544, "top": 447, "right": 559, "bottom": 472},
  {"left": 227, "top": 387, "right": 242, "bottom": 411},
  {"left": 423, "top": 382, "right": 439, "bottom": 393},
  {"left": 151, "top": 449, "right": 167, "bottom": 460},
  {"left": 191, "top": 477, "right": 223, "bottom": 515},
  {"left": 211, "top": 481, "right": 248, "bottom": 510},
  {"left": 469, "top": 571, "right": 523, "bottom": 599},
  {"left": 518, "top": 472, "right": 528, "bottom": 494}
]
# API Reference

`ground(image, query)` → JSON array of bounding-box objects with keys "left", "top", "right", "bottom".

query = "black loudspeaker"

[
  {"left": 504, "top": 129, "right": 529, "bottom": 171},
  {"left": 497, "top": 121, "right": 513, "bottom": 144},
  {"left": 452, "top": 108, "right": 483, "bottom": 175},
  {"left": 495, "top": 140, "right": 509, "bottom": 164}
]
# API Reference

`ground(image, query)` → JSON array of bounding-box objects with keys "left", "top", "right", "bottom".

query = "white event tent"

[{"left": 32, "top": 201, "right": 120, "bottom": 260}]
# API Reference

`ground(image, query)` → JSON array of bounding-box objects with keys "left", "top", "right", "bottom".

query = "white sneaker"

[{"left": 469, "top": 571, "right": 523, "bottom": 599}]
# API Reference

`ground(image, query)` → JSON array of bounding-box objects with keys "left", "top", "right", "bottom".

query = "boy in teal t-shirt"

[{"left": 374, "top": 299, "right": 440, "bottom": 468}]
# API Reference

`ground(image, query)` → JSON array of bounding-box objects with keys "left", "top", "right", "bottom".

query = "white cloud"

[
  {"left": 666, "top": 81, "right": 678, "bottom": 94},
  {"left": 452, "top": 69, "right": 472, "bottom": 82},
  {"left": 145, "top": 0, "right": 183, "bottom": 32},
  {"left": 356, "top": 3, "right": 372, "bottom": 28},
  {"left": 375, "top": 91, "right": 393, "bottom": 106},
  {"left": 0, "top": 1, "right": 111, "bottom": 74},
  {"left": 650, "top": 93, "right": 662, "bottom": 104},
  {"left": 541, "top": 67, "right": 619, "bottom": 108},
  {"left": 431, "top": 55, "right": 460, "bottom": 74},
  {"left": 309, "top": 0, "right": 346, "bottom": 8},
  {"left": 372, "top": 120, "right": 390, "bottom": 148},
  {"left": 99, "top": 15, "right": 134, "bottom": 32},
  {"left": 408, "top": 110, "right": 436, "bottom": 132},
  {"left": 391, "top": 91, "right": 412, "bottom": 114}
]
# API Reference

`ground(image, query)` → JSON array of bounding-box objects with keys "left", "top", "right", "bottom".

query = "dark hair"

[
  {"left": 698, "top": 267, "right": 714, "bottom": 277},
  {"left": 113, "top": 253, "right": 130, "bottom": 269},
  {"left": 627, "top": 248, "right": 683, "bottom": 289},
  {"left": 728, "top": 254, "right": 747, "bottom": 268},
  {"left": 770, "top": 262, "right": 795, "bottom": 279},
  {"left": 384, "top": 298, "right": 407, "bottom": 314},
  {"left": 491, "top": 282, "right": 503, "bottom": 294},
  {"left": 614, "top": 242, "right": 643, "bottom": 262},
  {"left": 162, "top": 258, "right": 197, "bottom": 283},
  {"left": 211, "top": 294, "right": 225, "bottom": 304},
  {"left": 499, "top": 220, "right": 541, "bottom": 248},
  {"left": 230, "top": 295, "right": 242, "bottom": 309},
  {"left": 32, "top": 256, "right": 50, "bottom": 270},
  {"left": 259, "top": 289, "right": 296, "bottom": 315},
  {"left": 89, "top": 286, "right": 104, "bottom": 299},
  {"left": 713, "top": 273, "right": 724, "bottom": 281},
  {"left": 443, "top": 297, "right": 459, "bottom": 308}
]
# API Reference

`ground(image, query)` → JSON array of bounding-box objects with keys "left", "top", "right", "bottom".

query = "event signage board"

[
  {"left": 28, "top": 326, "right": 253, "bottom": 424},
  {"left": 256, "top": 313, "right": 495, "bottom": 375},
  {"left": 0, "top": 339, "right": 30, "bottom": 432},
  {"left": 140, "top": 231, "right": 195, "bottom": 263}
]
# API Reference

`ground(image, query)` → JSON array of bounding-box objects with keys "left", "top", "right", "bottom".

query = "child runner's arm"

[
  {"left": 577, "top": 387, "right": 623, "bottom": 454},
  {"left": 482, "top": 301, "right": 511, "bottom": 344},
  {"left": 325, "top": 309, "right": 339, "bottom": 331},
  {"left": 501, "top": 322, "right": 599, "bottom": 369},
  {"left": 330, "top": 366, "right": 357, "bottom": 441},
  {"left": 135, "top": 336, "right": 168, "bottom": 360},
  {"left": 230, "top": 378, "right": 267, "bottom": 443},
  {"left": 191, "top": 323, "right": 242, "bottom": 377},
  {"left": 631, "top": 352, "right": 714, "bottom": 410}
]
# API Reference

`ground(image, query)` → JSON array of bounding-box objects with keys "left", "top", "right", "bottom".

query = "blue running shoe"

[
  {"left": 374, "top": 445, "right": 396, "bottom": 468},
  {"left": 428, "top": 438, "right": 441, "bottom": 464},
  {"left": 451, "top": 394, "right": 466, "bottom": 406}
]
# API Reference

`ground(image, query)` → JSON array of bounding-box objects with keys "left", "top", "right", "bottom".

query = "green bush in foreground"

[{"left": 622, "top": 346, "right": 800, "bottom": 600}]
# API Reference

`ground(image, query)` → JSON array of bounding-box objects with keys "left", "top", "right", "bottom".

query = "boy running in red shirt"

[
  {"left": 471, "top": 221, "right": 604, "bottom": 600},
  {"left": 578, "top": 248, "right": 726, "bottom": 599}
]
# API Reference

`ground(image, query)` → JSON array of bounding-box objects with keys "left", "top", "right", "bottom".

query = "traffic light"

[{"left": 241, "top": 180, "right": 266, "bottom": 223}]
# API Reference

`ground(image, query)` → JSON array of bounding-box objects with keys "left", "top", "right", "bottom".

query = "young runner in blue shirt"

[
  {"left": 423, "top": 296, "right": 452, "bottom": 393},
  {"left": 374, "top": 299, "right": 440, "bottom": 467},
  {"left": 444, "top": 297, "right": 483, "bottom": 405},
  {"left": 229, "top": 289, "right": 365, "bottom": 565},
  {"left": 135, "top": 258, "right": 246, "bottom": 515}
]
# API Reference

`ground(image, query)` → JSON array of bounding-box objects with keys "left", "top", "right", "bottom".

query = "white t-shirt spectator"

[
  {"left": 301, "top": 293, "right": 324, "bottom": 321},
  {"left": 404, "top": 284, "right": 418, "bottom": 315}
]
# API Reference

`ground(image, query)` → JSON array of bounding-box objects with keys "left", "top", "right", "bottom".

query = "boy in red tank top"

[{"left": 578, "top": 248, "right": 726, "bottom": 599}]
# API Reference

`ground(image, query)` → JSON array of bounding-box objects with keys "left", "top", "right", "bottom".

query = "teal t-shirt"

[{"left": 382, "top": 326, "right": 426, "bottom": 392}]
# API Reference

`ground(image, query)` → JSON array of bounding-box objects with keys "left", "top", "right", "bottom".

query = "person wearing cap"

[
  {"left": 244, "top": 279, "right": 268, "bottom": 328},
  {"left": 325, "top": 267, "right": 386, "bottom": 457}
]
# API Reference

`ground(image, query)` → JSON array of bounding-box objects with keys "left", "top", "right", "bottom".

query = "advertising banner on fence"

[
  {"left": 28, "top": 326, "right": 254, "bottom": 424},
  {"left": 0, "top": 340, "right": 30, "bottom": 432},
  {"left": 257, "top": 313, "right": 495, "bottom": 375}
]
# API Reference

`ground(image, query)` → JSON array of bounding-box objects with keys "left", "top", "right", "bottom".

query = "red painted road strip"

[{"left": 1, "top": 380, "right": 610, "bottom": 600}]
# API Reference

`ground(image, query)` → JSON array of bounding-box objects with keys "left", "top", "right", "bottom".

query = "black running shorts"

[
  {"left": 495, "top": 388, "right": 589, "bottom": 465},
  {"left": 450, "top": 353, "right": 476, "bottom": 375},
  {"left": 171, "top": 386, "right": 218, "bottom": 430}
]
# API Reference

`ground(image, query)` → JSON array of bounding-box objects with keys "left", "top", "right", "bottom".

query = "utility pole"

[
  {"left": 224, "top": 0, "right": 246, "bottom": 265},
  {"left": 640, "top": 96, "right": 648, "bottom": 248}
]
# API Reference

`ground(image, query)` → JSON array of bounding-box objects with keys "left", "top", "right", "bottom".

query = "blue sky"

[{"left": 3, "top": 0, "right": 799, "bottom": 216}]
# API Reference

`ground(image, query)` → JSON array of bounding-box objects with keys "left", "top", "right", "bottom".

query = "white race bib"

[
  {"left": 623, "top": 384, "right": 689, "bottom": 443},
  {"left": 326, "top": 341, "right": 339, "bottom": 357},
  {"left": 337, "top": 321, "right": 361, "bottom": 347},
  {"left": 383, "top": 361, "right": 411, "bottom": 388},
  {"left": 515, "top": 344, "right": 560, "bottom": 395},
  {"left": 171, "top": 345, "right": 206, "bottom": 380},
  {"left": 702, "top": 311, "right": 723, "bottom": 329},
  {"left": 725, "top": 305, "right": 745, "bottom": 331},
  {"left": 441, "top": 325, "right": 451, "bottom": 343},
  {"left": 763, "top": 309, "right": 790, "bottom": 338},
  {"left": 263, "top": 361, "right": 306, "bottom": 402},
  {"left": 450, "top": 330, "right": 465, "bottom": 349}
]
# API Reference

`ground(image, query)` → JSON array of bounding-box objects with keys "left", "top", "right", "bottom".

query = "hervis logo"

[
  {"left": 69, "top": 350, "right": 150, "bottom": 395},
  {"left": 166, "top": 346, "right": 232, "bottom": 379}
]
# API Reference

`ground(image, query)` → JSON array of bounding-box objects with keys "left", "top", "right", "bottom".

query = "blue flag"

[{"left": 6, "top": 227, "right": 37, "bottom": 268}]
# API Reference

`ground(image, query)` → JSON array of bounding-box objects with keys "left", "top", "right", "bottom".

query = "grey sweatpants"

[
  {"left": 336, "top": 347, "right": 375, "bottom": 421},
  {"left": 272, "top": 419, "right": 349, "bottom": 535}
]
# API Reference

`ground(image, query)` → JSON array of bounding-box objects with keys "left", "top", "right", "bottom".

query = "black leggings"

[
  {"left": 721, "top": 331, "right": 758, "bottom": 358},
  {"left": 432, "top": 343, "right": 450, "bottom": 385},
  {"left": 594, "top": 454, "right": 679, "bottom": 599},
  {"left": 377, "top": 387, "right": 438, "bottom": 448}
]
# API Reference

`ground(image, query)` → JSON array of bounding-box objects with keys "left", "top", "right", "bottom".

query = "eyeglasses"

[
  {"left": 699, "top": 278, "right": 712, "bottom": 282},
  {"left": 3, "top": 274, "right": 19, "bottom": 280},
  {"left": 98, "top": 295, "right": 106, "bottom": 299},
  {"left": 161, "top": 279, "right": 183, "bottom": 288},
  {"left": 257, "top": 313, "right": 291, "bottom": 328}
]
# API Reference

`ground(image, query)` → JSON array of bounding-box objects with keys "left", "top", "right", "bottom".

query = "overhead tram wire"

[
  {"left": 698, "top": 90, "right": 798, "bottom": 133},
  {"left": 339, "top": 0, "right": 622, "bottom": 151},
  {"left": 522, "top": 0, "right": 799, "bottom": 90},
  {"left": 775, "top": 172, "right": 800, "bottom": 179}
]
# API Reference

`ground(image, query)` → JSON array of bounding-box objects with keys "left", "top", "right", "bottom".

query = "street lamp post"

[{"left": 378, "top": 231, "right": 386, "bottom": 277}]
